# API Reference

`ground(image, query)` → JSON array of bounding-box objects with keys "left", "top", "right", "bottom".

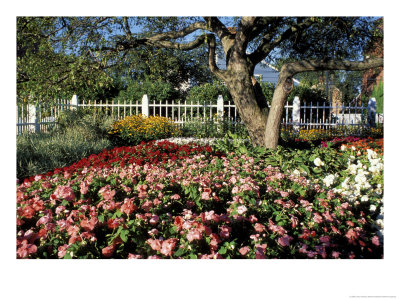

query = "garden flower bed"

[{"left": 16, "top": 139, "right": 383, "bottom": 259}]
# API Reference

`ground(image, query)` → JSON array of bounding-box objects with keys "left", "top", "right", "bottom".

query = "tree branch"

[
  {"left": 248, "top": 17, "right": 317, "bottom": 67},
  {"left": 280, "top": 57, "right": 384, "bottom": 77},
  {"left": 206, "top": 34, "right": 227, "bottom": 81}
]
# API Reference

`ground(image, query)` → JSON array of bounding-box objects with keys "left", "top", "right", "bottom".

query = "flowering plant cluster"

[
  {"left": 109, "top": 114, "right": 181, "bottom": 146},
  {"left": 17, "top": 140, "right": 383, "bottom": 259}
]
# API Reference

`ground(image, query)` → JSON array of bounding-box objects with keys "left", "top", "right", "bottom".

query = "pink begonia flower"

[
  {"left": 57, "top": 244, "right": 70, "bottom": 258},
  {"left": 323, "top": 211, "right": 334, "bottom": 222},
  {"left": 149, "top": 215, "right": 160, "bottom": 225},
  {"left": 80, "top": 217, "right": 98, "bottom": 232},
  {"left": 219, "top": 225, "right": 232, "bottom": 239},
  {"left": 280, "top": 191, "right": 289, "bottom": 198},
  {"left": 232, "top": 186, "right": 240, "bottom": 194},
  {"left": 331, "top": 251, "right": 341, "bottom": 259},
  {"left": 250, "top": 234, "right": 259, "bottom": 242},
  {"left": 17, "top": 240, "right": 38, "bottom": 258},
  {"left": 254, "top": 223, "right": 265, "bottom": 233},
  {"left": 53, "top": 185, "right": 76, "bottom": 201},
  {"left": 372, "top": 236, "right": 380, "bottom": 246},
  {"left": 313, "top": 213, "right": 323, "bottom": 224},
  {"left": 290, "top": 215, "right": 299, "bottom": 228},
  {"left": 148, "top": 229, "right": 159, "bottom": 236},
  {"left": 160, "top": 238, "right": 178, "bottom": 256},
  {"left": 153, "top": 198, "right": 162, "bottom": 206},
  {"left": 128, "top": 254, "right": 143, "bottom": 259},
  {"left": 268, "top": 219, "right": 287, "bottom": 236},
  {"left": 186, "top": 228, "right": 202, "bottom": 242},
  {"left": 102, "top": 245, "right": 116, "bottom": 258},
  {"left": 147, "top": 255, "right": 161, "bottom": 259},
  {"left": 146, "top": 239, "right": 162, "bottom": 251},
  {"left": 170, "top": 194, "right": 181, "bottom": 200},
  {"left": 255, "top": 244, "right": 267, "bottom": 259},
  {"left": 36, "top": 216, "right": 51, "bottom": 227},
  {"left": 80, "top": 181, "right": 89, "bottom": 195},
  {"left": 81, "top": 232, "right": 96, "bottom": 242},
  {"left": 319, "top": 236, "right": 330, "bottom": 244},
  {"left": 237, "top": 205, "right": 247, "bottom": 215},
  {"left": 239, "top": 246, "right": 250, "bottom": 256},
  {"left": 248, "top": 215, "right": 258, "bottom": 223},
  {"left": 141, "top": 200, "right": 153, "bottom": 212},
  {"left": 299, "top": 243, "right": 308, "bottom": 254},
  {"left": 277, "top": 235, "right": 293, "bottom": 247},
  {"left": 120, "top": 199, "right": 137, "bottom": 215},
  {"left": 201, "top": 192, "right": 211, "bottom": 200}
]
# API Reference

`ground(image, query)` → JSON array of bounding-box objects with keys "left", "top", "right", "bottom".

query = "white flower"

[
  {"left": 341, "top": 177, "right": 350, "bottom": 189},
  {"left": 369, "top": 205, "right": 377, "bottom": 212},
  {"left": 341, "top": 145, "right": 347, "bottom": 151},
  {"left": 367, "top": 149, "right": 378, "bottom": 160},
  {"left": 348, "top": 164, "right": 358, "bottom": 175},
  {"left": 375, "top": 219, "right": 384, "bottom": 229},
  {"left": 323, "top": 174, "right": 338, "bottom": 187},
  {"left": 361, "top": 195, "right": 369, "bottom": 202},
  {"left": 314, "top": 157, "right": 324, "bottom": 167},
  {"left": 292, "top": 169, "right": 301, "bottom": 177},
  {"left": 351, "top": 146, "right": 356, "bottom": 151}
]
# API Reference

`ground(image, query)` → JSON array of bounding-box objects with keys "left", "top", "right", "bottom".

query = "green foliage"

[
  {"left": 288, "top": 85, "right": 328, "bottom": 104},
  {"left": 115, "top": 79, "right": 178, "bottom": 102},
  {"left": 17, "top": 109, "right": 114, "bottom": 180},
  {"left": 186, "top": 82, "right": 232, "bottom": 104},
  {"left": 260, "top": 82, "right": 275, "bottom": 105},
  {"left": 180, "top": 118, "right": 248, "bottom": 139},
  {"left": 259, "top": 82, "right": 327, "bottom": 105}
]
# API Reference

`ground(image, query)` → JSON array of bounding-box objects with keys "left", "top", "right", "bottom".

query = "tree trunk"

[
  {"left": 264, "top": 75, "right": 293, "bottom": 149},
  {"left": 225, "top": 73, "right": 268, "bottom": 147}
]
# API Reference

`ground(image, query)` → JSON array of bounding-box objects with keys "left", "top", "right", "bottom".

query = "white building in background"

[{"left": 216, "top": 54, "right": 300, "bottom": 86}]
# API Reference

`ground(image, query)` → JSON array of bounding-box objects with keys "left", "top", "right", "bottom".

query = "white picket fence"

[{"left": 16, "top": 94, "right": 383, "bottom": 135}]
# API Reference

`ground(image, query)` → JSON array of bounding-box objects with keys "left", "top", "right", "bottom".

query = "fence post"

[
  {"left": 217, "top": 95, "right": 224, "bottom": 119},
  {"left": 367, "top": 97, "right": 376, "bottom": 127},
  {"left": 142, "top": 94, "right": 149, "bottom": 117},
  {"left": 71, "top": 94, "right": 79, "bottom": 110},
  {"left": 28, "top": 103, "right": 40, "bottom": 133},
  {"left": 293, "top": 96, "right": 300, "bottom": 131}
]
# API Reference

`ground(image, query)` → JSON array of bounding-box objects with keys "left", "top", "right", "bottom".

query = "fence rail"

[{"left": 16, "top": 94, "right": 383, "bottom": 135}]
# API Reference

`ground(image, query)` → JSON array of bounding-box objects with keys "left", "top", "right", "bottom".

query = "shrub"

[
  {"left": 109, "top": 114, "right": 181, "bottom": 146},
  {"left": 115, "top": 80, "right": 178, "bottom": 103},
  {"left": 186, "top": 82, "right": 232, "bottom": 104}
]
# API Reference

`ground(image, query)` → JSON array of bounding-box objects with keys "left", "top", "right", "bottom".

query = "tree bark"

[
  {"left": 225, "top": 71, "right": 268, "bottom": 147},
  {"left": 264, "top": 75, "right": 293, "bottom": 149}
]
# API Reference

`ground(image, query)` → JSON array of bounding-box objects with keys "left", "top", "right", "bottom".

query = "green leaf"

[
  {"left": 218, "top": 246, "right": 227, "bottom": 255},
  {"left": 174, "top": 247, "right": 185, "bottom": 257},
  {"left": 189, "top": 254, "right": 197, "bottom": 259},
  {"left": 98, "top": 215, "right": 105, "bottom": 223},
  {"left": 120, "top": 229, "right": 129, "bottom": 243}
]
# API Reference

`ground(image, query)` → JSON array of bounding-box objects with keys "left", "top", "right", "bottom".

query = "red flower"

[{"left": 21, "top": 206, "right": 35, "bottom": 219}]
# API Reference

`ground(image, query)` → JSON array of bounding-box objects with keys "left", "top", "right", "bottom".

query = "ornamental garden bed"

[{"left": 16, "top": 138, "right": 383, "bottom": 259}]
